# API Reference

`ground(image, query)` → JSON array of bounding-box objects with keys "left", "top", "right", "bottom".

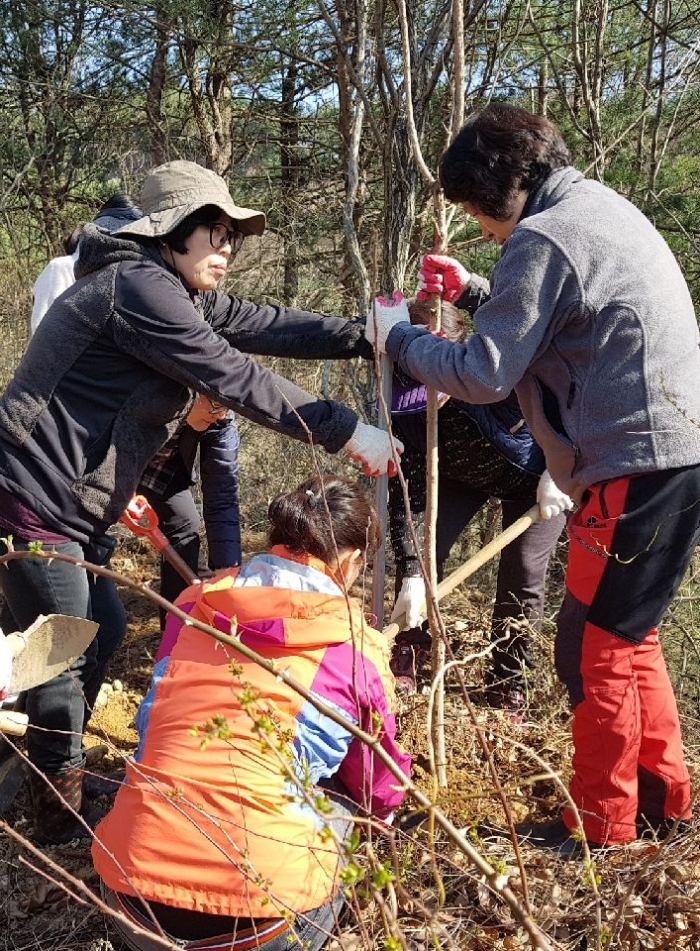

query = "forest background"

[
  {"left": 2, "top": 2, "right": 700, "bottom": 950},
  {"left": 2, "top": 0, "right": 700, "bottom": 522}
]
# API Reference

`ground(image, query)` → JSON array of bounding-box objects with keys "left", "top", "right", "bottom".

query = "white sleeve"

[{"left": 30, "top": 252, "right": 78, "bottom": 335}]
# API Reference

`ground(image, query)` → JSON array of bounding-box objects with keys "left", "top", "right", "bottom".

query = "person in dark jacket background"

[
  {"left": 0, "top": 160, "right": 401, "bottom": 844},
  {"left": 137, "top": 398, "right": 243, "bottom": 630},
  {"left": 388, "top": 298, "right": 569, "bottom": 701}
]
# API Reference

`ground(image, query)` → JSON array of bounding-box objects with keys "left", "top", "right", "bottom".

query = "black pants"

[
  {"left": 392, "top": 462, "right": 564, "bottom": 687},
  {"left": 0, "top": 535, "right": 126, "bottom": 772},
  {"left": 434, "top": 481, "right": 564, "bottom": 685}
]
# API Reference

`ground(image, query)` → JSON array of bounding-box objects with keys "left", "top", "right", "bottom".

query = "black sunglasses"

[{"left": 209, "top": 223, "right": 244, "bottom": 253}]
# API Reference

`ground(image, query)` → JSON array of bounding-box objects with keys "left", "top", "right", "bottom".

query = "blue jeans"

[
  {"left": 102, "top": 887, "right": 345, "bottom": 951},
  {"left": 101, "top": 791, "right": 354, "bottom": 951},
  {"left": 0, "top": 535, "right": 126, "bottom": 772},
  {"left": 139, "top": 416, "right": 242, "bottom": 632}
]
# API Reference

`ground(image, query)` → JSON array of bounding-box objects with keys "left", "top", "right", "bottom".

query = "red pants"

[{"left": 556, "top": 469, "right": 699, "bottom": 844}]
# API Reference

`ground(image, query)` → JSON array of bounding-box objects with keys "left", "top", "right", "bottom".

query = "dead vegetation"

[{"left": 2, "top": 519, "right": 700, "bottom": 950}]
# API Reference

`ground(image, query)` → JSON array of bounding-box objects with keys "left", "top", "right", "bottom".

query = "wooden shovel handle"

[
  {"left": 0, "top": 711, "right": 28, "bottom": 736},
  {"left": 384, "top": 503, "right": 540, "bottom": 640}
]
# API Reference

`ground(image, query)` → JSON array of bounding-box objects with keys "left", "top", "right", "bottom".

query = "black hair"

[
  {"left": 439, "top": 103, "right": 571, "bottom": 220},
  {"left": 63, "top": 225, "right": 84, "bottom": 255},
  {"left": 92, "top": 192, "right": 142, "bottom": 235},
  {"left": 160, "top": 204, "right": 225, "bottom": 255},
  {"left": 96, "top": 192, "right": 140, "bottom": 216},
  {"left": 268, "top": 474, "right": 381, "bottom": 564}
]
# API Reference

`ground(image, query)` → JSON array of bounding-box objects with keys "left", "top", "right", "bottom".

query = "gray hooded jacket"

[
  {"left": 387, "top": 167, "right": 700, "bottom": 501},
  {"left": 0, "top": 227, "right": 364, "bottom": 541}
]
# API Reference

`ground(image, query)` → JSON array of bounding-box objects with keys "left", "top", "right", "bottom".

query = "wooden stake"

[
  {"left": 369, "top": 234, "right": 393, "bottom": 626},
  {"left": 427, "top": 190, "right": 448, "bottom": 787},
  {"left": 370, "top": 351, "right": 394, "bottom": 625}
]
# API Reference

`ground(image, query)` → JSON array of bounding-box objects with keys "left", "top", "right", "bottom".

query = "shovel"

[
  {"left": 120, "top": 495, "right": 199, "bottom": 586},
  {"left": 0, "top": 614, "right": 99, "bottom": 737},
  {"left": 384, "top": 504, "right": 541, "bottom": 640}
]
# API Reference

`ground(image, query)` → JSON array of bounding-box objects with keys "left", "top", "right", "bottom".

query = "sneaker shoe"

[
  {"left": 514, "top": 818, "right": 605, "bottom": 860},
  {"left": 481, "top": 683, "right": 529, "bottom": 724},
  {"left": 390, "top": 628, "right": 432, "bottom": 695}
]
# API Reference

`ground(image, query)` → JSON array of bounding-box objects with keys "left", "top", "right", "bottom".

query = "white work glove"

[
  {"left": 343, "top": 421, "right": 403, "bottom": 477},
  {"left": 391, "top": 576, "right": 426, "bottom": 629},
  {"left": 537, "top": 469, "right": 574, "bottom": 519},
  {"left": 366, "top": 291, "right": 411, "bottom": 354},
  {"left": 0, "top": 630, "right": 12, "bottom": 702}
]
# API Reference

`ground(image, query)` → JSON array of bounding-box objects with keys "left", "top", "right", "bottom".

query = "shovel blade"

[{"left": 8, "top": 614, "right": 99, "bottom": 693}]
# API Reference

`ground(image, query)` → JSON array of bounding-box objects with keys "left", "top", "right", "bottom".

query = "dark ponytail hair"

[
  {"left": 440, "top": 103, "right": 571, "bottom": 220},
  {"left": 268, "top": 474, "right": 381, "bottom": 564}
]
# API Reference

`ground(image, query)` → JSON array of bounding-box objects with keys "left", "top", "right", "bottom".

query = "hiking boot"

[
  {"left": 83, "top": 744, "right": 109, "bottom": 768},
  {"left": 29, "top": 766, "right": 104, "bottom": 845},
  {"left": 484, "top": 684, "right": 526, "bottom": 712},
  {"left": 636, "top": 815, "right": 693, "bottom": 841},
  {"left": 514, "top": 818, "right": 605, "bottom": 860},
  {"left": 478, "top": 682, "right": 530, "bottom": 725},
  {"left": 390, "top": 628, "right": 432, "bottom": 695}
]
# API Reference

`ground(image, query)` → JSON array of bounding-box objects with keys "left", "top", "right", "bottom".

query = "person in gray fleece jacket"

[
  {"left": 0, "top": 160, "right": 401, "bottom": 845},
  {"left": 368, "top": 104, "right": 700, "bottom": 856}
]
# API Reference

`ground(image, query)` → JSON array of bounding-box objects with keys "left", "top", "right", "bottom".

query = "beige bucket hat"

[{"left": 115, "top": 160, "right": 266, "bottom": 239}]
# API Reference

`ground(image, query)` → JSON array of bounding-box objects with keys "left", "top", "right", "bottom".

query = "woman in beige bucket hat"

[
  {"left": 0, "top": 159, "right": 402, "bottom": 846},
  {"left": 117, "top": 160, "right": 267, "bottom": 243}
]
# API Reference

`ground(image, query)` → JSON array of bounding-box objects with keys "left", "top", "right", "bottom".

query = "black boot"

[
  {"left": 636, "top": 814, "right": 693, "bottom": 841},
  {"left": 389, "top": 626, "right": 432, "bottom": 694},
  {"left": 29, "top": 767, "right": 104, "bottom": 845},
  {"left": 82, "top": 769, "right": 125, "bottom": 800}
]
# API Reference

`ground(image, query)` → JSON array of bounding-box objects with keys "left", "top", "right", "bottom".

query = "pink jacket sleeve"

[{"left": 336, "top": 708, "right": 411, "bottom": 819}]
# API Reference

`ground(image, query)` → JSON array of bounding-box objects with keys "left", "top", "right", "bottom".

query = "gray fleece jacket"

[
  {"left": 0, "top": 226, "right": 365, "bottom": 541},
  {"left": 387, "top": 167, "right": 700, "bottom": 501}
]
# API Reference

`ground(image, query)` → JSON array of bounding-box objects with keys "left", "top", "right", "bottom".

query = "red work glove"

[{"left": 416, "top": 254, "right": 470, "bottom": 303}]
